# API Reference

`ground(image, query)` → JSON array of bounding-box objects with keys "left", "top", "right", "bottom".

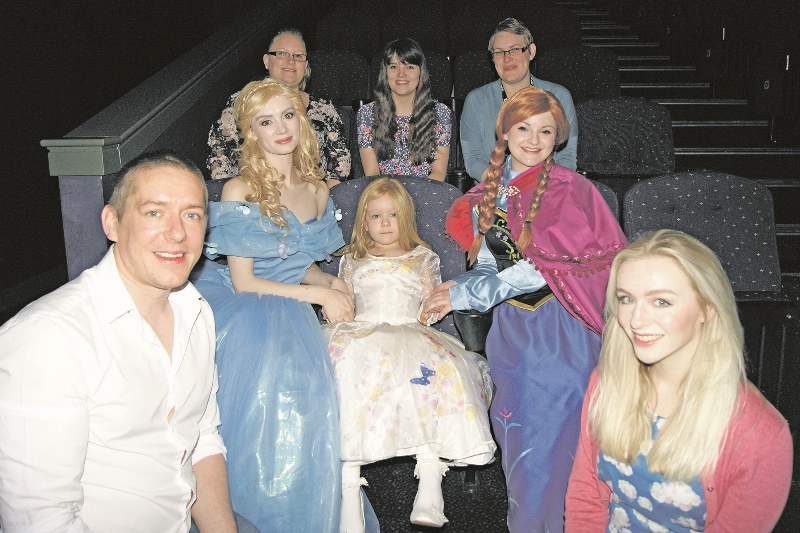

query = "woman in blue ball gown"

[{"left": 193, "top": 78, "right": 353, "bottom": 532}]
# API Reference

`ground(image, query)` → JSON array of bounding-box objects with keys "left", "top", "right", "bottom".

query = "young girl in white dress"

[{"left": 322, "top": 178, "right": 496, "bottom": 533}]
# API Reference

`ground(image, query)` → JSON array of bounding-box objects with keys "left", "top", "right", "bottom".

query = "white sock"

[
  {"left": 414, "top": 454, "right": 446, "bottom": 510},
  {"left": 341, "top": 461, "right": 366, "bottom": 533}
]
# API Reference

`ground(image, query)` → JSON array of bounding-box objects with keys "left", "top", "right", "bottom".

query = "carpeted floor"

[{"left": 362, "top": 448, "right": 510, "bottom": 532}]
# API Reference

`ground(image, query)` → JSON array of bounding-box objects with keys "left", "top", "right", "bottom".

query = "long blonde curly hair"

[
  {"left": 233, "top": 77, "right": 323, "bottom": 231},
  {"left": 467, "top": 87, "right": 570, "bottom": 264}
]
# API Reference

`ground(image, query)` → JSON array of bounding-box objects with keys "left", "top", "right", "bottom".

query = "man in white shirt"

[{"left": 0, "top": 152, "right": 256, "bottom": 533}]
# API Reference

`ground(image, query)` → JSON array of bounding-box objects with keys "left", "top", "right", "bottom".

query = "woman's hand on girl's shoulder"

[{"left": 221, "top": 176, "right": 251, "bottom": 202}]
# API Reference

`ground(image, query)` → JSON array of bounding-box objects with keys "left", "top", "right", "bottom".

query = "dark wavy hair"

[{"left": 372, "top": 38, "right": 437, "bottom": 166}]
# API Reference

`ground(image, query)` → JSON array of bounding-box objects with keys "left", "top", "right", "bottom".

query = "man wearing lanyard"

[{"left": 460, "top": 17, "right": 579, "bottom": 181}]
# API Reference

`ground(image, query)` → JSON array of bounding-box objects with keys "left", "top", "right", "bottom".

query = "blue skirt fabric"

[
  {"left": 487, "top": 296, "right": 600, "bottom": 533},
  {"left": 195, "top": 270, "right": 341, "bottom": 533}
]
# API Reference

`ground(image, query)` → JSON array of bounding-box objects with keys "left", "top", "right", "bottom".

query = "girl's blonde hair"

[
  {"left": 347, "top": 177, "right": 430, "bottom": 258},
  {"left": 233, "top": 77, "right": 323, "bottom": 231},
  {"left": 467, "top": 86, "right": 569, "bottom": 264},
  {"left": 590, "top": 229, "right": 748, "bottom": 481}
]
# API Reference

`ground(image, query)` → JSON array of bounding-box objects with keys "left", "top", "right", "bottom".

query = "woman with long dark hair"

[
  {"left": 357, "top": 38, "right": 451, "bottom": 181},
  {"left": 423, "top": 87, "right": 627, "bottom": 532}
]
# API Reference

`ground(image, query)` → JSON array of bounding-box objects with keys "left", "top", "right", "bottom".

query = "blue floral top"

[
  {"left": 356, "top": 101, "right": 451, "bottom": 177},
  {"left": 598, "top": 417, "right": 706, "bottom": 532}
]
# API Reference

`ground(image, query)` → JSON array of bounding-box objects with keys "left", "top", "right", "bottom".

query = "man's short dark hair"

[{"left": 108, "top": 151, "right": 207, "bottom": 218}]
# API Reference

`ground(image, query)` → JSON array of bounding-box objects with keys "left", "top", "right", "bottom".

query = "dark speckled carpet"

[{"left": 362, "top": 448, "right": 510, "bottom": 533}]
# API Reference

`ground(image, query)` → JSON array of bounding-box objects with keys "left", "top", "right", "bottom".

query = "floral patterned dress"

[
  {"left": 207, "top": 91, "right": 352, "bottom": 181},
  {"left": 356, "top": 101, "right": 451, "bottom": 177},
  {"left": 321, "top": 246, "right": 496, "bottom": 465},
  {"left": 597, "top": 417, "right": 707, "bottom": 533}
]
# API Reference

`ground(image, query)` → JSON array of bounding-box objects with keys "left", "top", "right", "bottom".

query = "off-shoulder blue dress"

[{"left": 193, "top": 199, "right": 345, "bottom": 533}]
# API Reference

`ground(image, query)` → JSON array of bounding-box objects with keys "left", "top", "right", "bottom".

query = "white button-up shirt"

[{"left": 0, "top": 248, "right": 226, "bottom": 533}]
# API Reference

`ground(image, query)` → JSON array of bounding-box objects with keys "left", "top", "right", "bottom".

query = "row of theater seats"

[
  {"left": 303, "top": 172, "right": 800, "bottom": 443},
  {"left": 305, "top": 45, "right": 624, "bottom": 176},
  {"left": 305, "top": 46, "right": 621, "bottom": 106},
  {"left": 313, "top": 0, "right": 584, "bottom": 60},
  {"left": 327, "top": 91, "right": 674, "bottom": 186}
]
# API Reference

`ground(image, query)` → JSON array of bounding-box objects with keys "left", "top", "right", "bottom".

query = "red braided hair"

[{"left": 467, "top": 87, "right": 570, "bottom": 264}]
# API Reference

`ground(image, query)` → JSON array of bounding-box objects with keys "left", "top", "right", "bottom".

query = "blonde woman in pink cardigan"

[{"left": 566, "top": 229, "right": 792, "bottom": 532}]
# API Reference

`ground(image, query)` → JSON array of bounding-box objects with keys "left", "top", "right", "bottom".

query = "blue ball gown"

[{"left": 193, "top": 199, "right": 345, "bottom": 533}]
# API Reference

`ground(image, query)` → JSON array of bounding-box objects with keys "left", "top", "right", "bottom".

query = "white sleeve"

[
  {"left": 192, "top": 365, "right": 227, "bottom": 464},
  {"left": 0, "top": 316, "right": 94, "bottom": 533}
]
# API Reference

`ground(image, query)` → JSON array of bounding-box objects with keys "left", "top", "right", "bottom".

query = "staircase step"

[
  {"left": 621, "top": 66, "right": 696, "bottom": 73},
  {"left": 655, "top": 98, "right": 752, "bottom": 120},
  {"left": 674, "top": 147, "right": 800, "bottom": 181},
  {"left": 671, "top": 120, "right": 772, "bottom": 147},
  {"left": 581, "top": 23, "right": 631, "bottom": 30},
  {"left": 572, "top": 10, "right": 610, "bottom": 17},
  {"left": 673, "top": 119, "right": 769, "bottom": 127},
  {"left": 611, "top": 54, "right": 672, "bottom": 67},
  {"left": 585, "top": 42, "right": 662, "bottom": 54},
  {"left": 582, "top": 35, "right": 642, "bottom": 42},
  {"left": 622, "top": 82, "right": 712, "bottom": 98},
  {"left": 618, "top": 55, "right": 672, "bottom": 63},
  {"left": 620, "top": 65, "right": 699, "bottom": 83},
  {"left": 580, "top": 27, "right": 636, "bottom": 37},
  {"left": 578, "top": 19, "right": 618, "bottom": 25}
]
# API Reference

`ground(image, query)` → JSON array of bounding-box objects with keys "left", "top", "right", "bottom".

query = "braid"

[
  {"left": 516, "top": 155, "right": 553, "bottom": 251},
  {"left": 467, "top": 142, "right": 508, "bottom": 264}
]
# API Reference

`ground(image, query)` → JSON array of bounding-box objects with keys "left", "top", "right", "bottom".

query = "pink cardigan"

[{"left": 565, "top": 371, "right": 793, "bottom": 532}]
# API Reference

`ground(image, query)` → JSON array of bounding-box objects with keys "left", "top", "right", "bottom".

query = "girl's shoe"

[
  {"left": 410, "top": 456, "right": 449, "bottom": 527},
  {"left": 410, "top": 490, "right": 448, "bottom": 527}
]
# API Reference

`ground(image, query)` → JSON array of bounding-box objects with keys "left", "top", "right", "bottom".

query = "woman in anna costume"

[{"left": 423, "top": 86, "right": 628, "bottom": 532}]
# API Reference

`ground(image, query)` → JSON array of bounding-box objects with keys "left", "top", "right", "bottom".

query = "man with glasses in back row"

[{"left": 460, "top": 17, "right": 579, "bottom": 181}]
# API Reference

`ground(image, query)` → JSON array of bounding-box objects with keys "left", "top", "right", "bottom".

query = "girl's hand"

[
  {"left": 423, "top": 281, "right": 456, "bottom": 317},
  {"left": 430, "top": 281, "right": 456, "bottom": 295},
  {"left": 331, "top": 276, "right": 353, "bottom": 298},
  {"left": 322, "top": 288, "right": 354, "bottom": 323},
  {"left": 418, "top": 309, "right": 440, "bottom": 326}
]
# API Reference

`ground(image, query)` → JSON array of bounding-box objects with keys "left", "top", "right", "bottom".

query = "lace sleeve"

[
  {"left": 308, "top": 97, "right": 352, "bottom": 182},
  {"left": 416, "top": 249, "right": 443, "bottom": 324},
  {"left": 338, "top": 254, "right": 356, "bottom": 296},
  {"left": 418, "top": 249, "right": 443, "bottom": 300},
  {"left": 206, "top": 92, "right": 242, "bottom": 180}
]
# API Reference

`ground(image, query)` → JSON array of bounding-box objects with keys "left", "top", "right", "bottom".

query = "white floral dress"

[
  {"left": 597, "top": 417, "right": 707, "bottom": 532},
  {"left": 322, "top": 246, "right": 496, "bottom": 465}
]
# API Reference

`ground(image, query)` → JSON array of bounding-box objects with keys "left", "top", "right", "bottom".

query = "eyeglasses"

[
  {"left": 491, "top": 45, "right": 530, "bottom": 59},
  {"left": 266, "top": 51, "right": 308, "bottom": 62}
]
